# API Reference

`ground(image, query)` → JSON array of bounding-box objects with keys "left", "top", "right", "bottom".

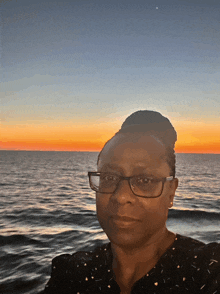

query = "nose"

[{"left": 111, "top": 178, "right": 136, "bottom": 205}]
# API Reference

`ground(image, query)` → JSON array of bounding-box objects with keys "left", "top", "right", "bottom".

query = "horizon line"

[{"left": 0, "top": 149, "right": 220, "bottom": 155}]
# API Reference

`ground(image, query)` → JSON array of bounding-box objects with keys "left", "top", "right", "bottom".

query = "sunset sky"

[{"left": 1, "top": 0, "right": 220, "bottom": 153}]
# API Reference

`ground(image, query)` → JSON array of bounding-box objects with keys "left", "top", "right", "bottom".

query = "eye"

[
  {"left": 101, "top": 174, "right": 118, "bottom": 182},
  {"left": 136, "top": 177, "right": 152, "bottom": 185}
]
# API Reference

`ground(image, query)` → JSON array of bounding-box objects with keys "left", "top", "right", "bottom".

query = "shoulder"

[
  {"left": 174, "top": 234, "right": 220, "bottom": 260},
  {"left": 51, "top": 241, "right": 112, "bottom": 270},
  {"left": 43, "top": 242, "right": 113, "bottom": 294},
  {"left": 168, "top": 234, "right": 220, "bottom": 292}
]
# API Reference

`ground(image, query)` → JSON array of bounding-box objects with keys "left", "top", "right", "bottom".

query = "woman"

[{"left": 44, "top": 110, "right": 220, "bottom": 293}]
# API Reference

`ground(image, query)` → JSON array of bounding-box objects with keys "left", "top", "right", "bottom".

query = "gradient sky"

[{"left": 1, "top": 0, "right": 220, "bottom": 153}]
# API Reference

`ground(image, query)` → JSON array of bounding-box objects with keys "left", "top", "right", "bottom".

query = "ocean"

[{"left": 0, "top": 151, "right": 220, "bottom": 294}]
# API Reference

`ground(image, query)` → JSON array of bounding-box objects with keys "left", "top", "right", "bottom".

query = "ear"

[{"left": 168, "top": 178, "right": 178, "bottom": 207}]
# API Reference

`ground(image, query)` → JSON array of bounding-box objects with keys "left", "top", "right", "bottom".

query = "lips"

[
  {"left": 112, "top": 215, "right": 139, "bottom": 222},
  {"left": 110, "top": 215, "right": 140, "bottom": 227}
]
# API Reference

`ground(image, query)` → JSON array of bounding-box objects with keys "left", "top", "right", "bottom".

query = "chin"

[
  {"left": 106, "top": 229, "right": 147, "bottom": 249},
  {"left": 109, "top": 236, "right": 137, "bottom": 249}
]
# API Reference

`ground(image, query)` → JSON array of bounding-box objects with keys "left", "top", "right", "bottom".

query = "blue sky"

[{"left": 1, "top": 0, "right": 220, "bottom": 151}]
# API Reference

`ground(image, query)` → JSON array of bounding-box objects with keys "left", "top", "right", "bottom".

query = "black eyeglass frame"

[{"left": 88, "top": 172, "right": 174, "bottom": 198}]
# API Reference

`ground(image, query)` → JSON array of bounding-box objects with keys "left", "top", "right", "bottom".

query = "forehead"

[{"left": 98, "top": 134, "right": 169, "bottom": 175}]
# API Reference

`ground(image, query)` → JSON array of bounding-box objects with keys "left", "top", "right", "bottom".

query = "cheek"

[
  {"left": 96, "top": 194, "right": 110, "bottom": 223},
  {"left": 141, "top": 197, "right": 170, "bottom": 221},
  {"left": 96, "top": 193, "right": 108, "bottom": 208}
]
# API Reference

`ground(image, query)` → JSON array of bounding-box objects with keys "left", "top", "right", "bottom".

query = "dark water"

[{"left": 0, "top": 151, "right": 219, "bottom": 294}]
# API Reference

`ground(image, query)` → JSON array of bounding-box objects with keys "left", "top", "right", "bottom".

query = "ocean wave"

[
  {"left": 0, "top": 235, "right": 44, "bottom": 246},
  {"left": 0, "top": 183, "right": 14, "bottom": 186},
  {"left": 168, "top": 209, "right": 220, "bottom": 220},
  {"left": 59, "top": 186, "right": 72, "bottom": 191}
]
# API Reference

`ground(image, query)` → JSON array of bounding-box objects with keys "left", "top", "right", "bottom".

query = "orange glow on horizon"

[
  {"left": 174, "top": 120, "right": 220, "bottom": 154},
  {"left": 1, "top": 141, "right": 219, "bottom": 153},
  {"left": 0, "top": 140, "right": 104, "bottom": 152},
  {"left": 1, "top": 120, "right": 220, "bottom": 153},
  {"left": 0, "top": 122, "right": 117, "bottom": 152},
  {"left": 175, "top": 145, "right": 220, "bottom": 154}
]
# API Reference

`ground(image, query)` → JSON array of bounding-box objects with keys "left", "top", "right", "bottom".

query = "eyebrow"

[
  {"left": 100, "top": 164, "right": 123, "bottom": 173},
  {"left": 99, "top": 164, "right": 157, "bottom": 177}
]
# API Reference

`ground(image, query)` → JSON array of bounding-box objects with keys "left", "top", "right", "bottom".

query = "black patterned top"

[{"left": 43, "top": 234, "right": 220, "bottom": 293}]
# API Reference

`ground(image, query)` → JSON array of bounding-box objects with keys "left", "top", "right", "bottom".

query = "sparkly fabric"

[{"left": 43, "top": 234, "right": 220, "bottom": 293}]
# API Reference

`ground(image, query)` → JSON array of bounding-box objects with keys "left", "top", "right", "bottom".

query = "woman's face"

[{"left": 96, "top": 134, "right": 178, "bottom": 249}]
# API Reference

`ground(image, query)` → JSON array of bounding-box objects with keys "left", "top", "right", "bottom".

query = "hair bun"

[
  {"left": 121, "top": 110, "right": 171, "bottom": 128},
  {"left": 118, "top": 110, "right": 177, "bottom": 147}
]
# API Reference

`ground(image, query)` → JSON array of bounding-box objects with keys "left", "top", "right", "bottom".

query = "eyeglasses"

[{"left": 88, "top": 172, "right": 174, "bottom": 198}]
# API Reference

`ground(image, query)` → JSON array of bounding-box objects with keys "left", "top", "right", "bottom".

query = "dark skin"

[{"left": 96, "top": 134, "right": 178, "bottom": 294}]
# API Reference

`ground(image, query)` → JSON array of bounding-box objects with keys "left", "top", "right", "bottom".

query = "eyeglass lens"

[{"left": 90, "top": 174, "right": 163, "bottom": 197}]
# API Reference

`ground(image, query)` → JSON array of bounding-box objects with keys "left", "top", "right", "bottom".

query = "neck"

[
  {"left": 112, "top": 227, "right": 170, "bottom": 260},
  {"left": 111, "top": 228, "right": 175, "bottom": 292}
]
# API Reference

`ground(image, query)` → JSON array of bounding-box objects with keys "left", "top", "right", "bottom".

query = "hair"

[{"left": 98, "top": 110, "right": 177, "bottom": 177}]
